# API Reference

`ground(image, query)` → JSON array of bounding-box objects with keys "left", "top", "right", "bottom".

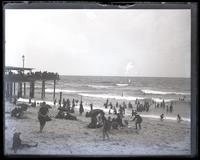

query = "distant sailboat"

[{"left": 128, "top": 79, "right": 131, "bottom": 83}]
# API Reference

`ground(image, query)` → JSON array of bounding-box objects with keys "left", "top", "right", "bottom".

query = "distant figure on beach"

[
  {"left": 166, "top": 105, "right": 169, "bottom": 112},
  {"left": 71, "top": 99, "right": 75, "bottom": 113},
  {"left": 128, "top": 101, "right": 133, "bottom": 109},
  {"left": 132, "top": 109, "right": 137, "bottom": 117},
  {"left": 177, "top": 114, "right": 182, "bottom": 123},
  {"left": 104, "top": 99, "right": 109, "bottom": 109},
  {"left": 54, "top": 99, "right": 57, "bottom": 105},
  {"left": 29, "top": 97, "right": 31, "bottom": 104},
  {"left": 12, "top": 132, "right": 38, "bottom": 153},
  {"left": 160, "top": 113, "right": 164, "bottom": 121},
  {"left": 132, "top": 114, "right": 143, "bottom": 129},
  {"left": 79, "top": 101, "right": 84, "bottom": 115},
  {"left": 90, "top": 103, "right": 93, "bottom": 111},
  {"left": 169, "top": 103, "right": 173, "bottom": 113},
  {"left": 38, "top": 102, "right": 52, "bottom": 133},
  {"left": 122, "top": 92, "right": 123, "bottom": 97},
  {"left": 116, "top": 102, "right": 119, "bottom": 108},
  {"left": 102, "top": 114, "right": 110, "bottom": 140}
]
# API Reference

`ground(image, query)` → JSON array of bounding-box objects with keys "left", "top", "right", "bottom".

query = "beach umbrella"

[{"left": 86, "top": 109, "right": 104, "bottom": 117}]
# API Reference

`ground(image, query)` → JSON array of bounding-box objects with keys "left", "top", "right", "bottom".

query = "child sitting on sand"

[
  {"left": 160, "top": 113, "right": 164, "bottom": 121},
  {"left": 12, "top": 132, "right": 38, "bottom": 153},
  {"left": 177, "top": 114, "right": 182, "bottom": 123}
]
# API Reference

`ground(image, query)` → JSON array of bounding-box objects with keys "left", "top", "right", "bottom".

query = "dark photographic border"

[{"left": 2, "top": 1, "right": 198, "bottom": 158}]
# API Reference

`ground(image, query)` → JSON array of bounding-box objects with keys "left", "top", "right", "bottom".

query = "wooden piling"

[
  {"left": 53, "top": 80, "right": 56, "bottom": 99},
  {"left": 41, "top": 80, "right": 45, "bottom": 99},
  {"left": 18, "top": 82, "right": 22, "bottom": 98},
  {"left": 30, "top": 81, "right": 35, "bottom": 98},
  {"left": 24, "top": 83, "right": 26, "bottom": 97},
  {"left": 13, "top": 82, "right": 15, "bottom": 96},
  {"left": 10, "top": 82, "right": 13, "bottom": 98},
  {"left": 59, "top": 92, "right": 62, "bottom": 107}
]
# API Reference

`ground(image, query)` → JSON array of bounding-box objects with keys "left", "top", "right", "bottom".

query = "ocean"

[{"left": 31, "top": 76, "right": 191, "bottom": 103}]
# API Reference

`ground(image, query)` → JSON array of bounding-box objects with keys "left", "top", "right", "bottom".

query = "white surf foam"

[
  {"left": 116, "top": 83, "right": 129, "bottom": 87},
  {"left": 78, "top": 93, "right": 144, "bottom": 101},
  {"left": 152, "top": 98, "right": 175, "bottom": 103},
  {"left": 45, "top": 89, "right": 83, "bottom": 94},
  {"left": 87, "top": 85, "right": 113, "bottom": 89},
  {"left": 141, "top": 89, "right": 190, "bottom": 95}
]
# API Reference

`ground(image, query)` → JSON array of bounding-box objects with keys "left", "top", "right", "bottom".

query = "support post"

[
  {"left": 10, "top": 82, "right": 13, "bottom": 98},
  {"left": 59, "top": 92, "right": 62, "bottom": 107},
  {"left": 41, "top": 81, "right": 45, "bottom": 99},
  {"left": 30, "top": 81, "right": 35, "bottom": 98},
  {"left": 13, "top": 82, "right": 16, "bottom": 96},
  {"left": 18, "top": 82, "right": 22, "bottom": 98},
  {"left": 24, "top": 83, "right": 26, "bottom": 97},
  {"left": 53, "top": 80, "right": 56, "bottom": 99}
]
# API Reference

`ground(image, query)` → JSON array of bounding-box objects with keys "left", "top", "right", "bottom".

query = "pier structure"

[{"left": 4, "top": 66, "right": 59, "bottom": 101}]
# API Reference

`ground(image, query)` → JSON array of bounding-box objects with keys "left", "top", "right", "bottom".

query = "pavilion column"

[
  {"left": 59, "top": 92, "right": 62, "bottom": 107},
  {"left": 18, "top": 82, "right": 22, "bottom": 98},
  {"left": 13, "top": 82, "right": 16, "bottom": 96},
  {"left": 53, "top": 80, "right": 56, "bottom": 99},
  {"left": 24, "top": 83, "right": 26, "bottom": 97},
  {"left": 30, "top": 81, "right": 35, "bottom": 98},
  {"left": 10, "top": 82, "right": 13, "bottom": 98},
  {"left": 41, "top": 80, "right": 45, "bottom": 99}
]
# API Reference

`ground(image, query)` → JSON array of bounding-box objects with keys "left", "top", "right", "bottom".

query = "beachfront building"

[{"left": 4, "top": 66, "right": 59, "bottom": 100}]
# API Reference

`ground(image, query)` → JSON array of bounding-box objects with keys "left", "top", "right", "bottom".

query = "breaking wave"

[{"left": 141, "top": 89, "right": 190, "bottom": 96}]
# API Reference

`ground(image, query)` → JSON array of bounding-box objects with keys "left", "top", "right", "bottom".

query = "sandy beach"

[{"left": 4, "top": 99, "right": 191, "bottom": 156}]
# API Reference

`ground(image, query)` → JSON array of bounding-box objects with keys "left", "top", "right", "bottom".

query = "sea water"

[{"left": 17, "top": 76, "right": 191, "bottom": 121}]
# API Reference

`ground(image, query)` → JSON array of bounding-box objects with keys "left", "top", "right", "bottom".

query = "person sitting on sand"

[
  {"left": 160, "top": 113, "right": 164, "bottom": 121},
  {"left": 102, "top": 114, "right": 110, "bottom": 140},
  {"left": 12, "top": 132, "right": 38, "bottom": 153},
  {"left": 177, "top": 114, "right": 182, "bottom": 123},
  {"left": 38, "top": 102, "right": 52, "bottom": 133},
  {"left": 132, "top": 114, "right": 143, "bottom": 129}
]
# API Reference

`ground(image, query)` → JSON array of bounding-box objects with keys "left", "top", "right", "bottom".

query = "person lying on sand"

[
  {"left": 132, "top": 114, "right": 143, "bottom": 129},
  {"left": 12, "top": 132, "right": 38, "bottom": 153},
  {"left": 38, "top": 102, "right": 52, "bottom": 133}
]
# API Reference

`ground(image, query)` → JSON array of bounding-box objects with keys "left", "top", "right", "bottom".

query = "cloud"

[{"left": 125, "top": 62, "right": 134, "bottom": 75}]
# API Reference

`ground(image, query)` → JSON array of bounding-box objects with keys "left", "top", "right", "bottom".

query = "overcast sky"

[{"left": 5, "top": 9, "right": 191, "bottom": 77}]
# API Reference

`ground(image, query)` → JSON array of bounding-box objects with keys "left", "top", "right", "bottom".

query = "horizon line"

[{"left": 58, "top": 74, "right": 190, "bottom": 79}]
